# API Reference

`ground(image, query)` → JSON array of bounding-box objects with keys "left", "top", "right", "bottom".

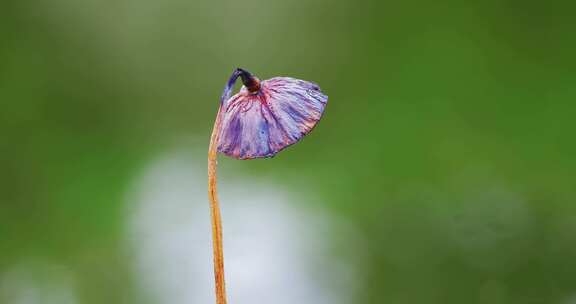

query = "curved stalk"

[
  {"left": 207, "top": 68, "right": 259, "bottom": 304},
  {"left": 208, "top": 105, "right": 227, "bottom": 304},
  {"left": 207, "top": 68, "right": 241, "bottom": 304}
]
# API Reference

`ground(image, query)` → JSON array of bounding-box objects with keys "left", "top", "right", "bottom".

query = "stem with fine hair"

[{"left": 208, "top": 104, "right": 227, "bottom": 304}]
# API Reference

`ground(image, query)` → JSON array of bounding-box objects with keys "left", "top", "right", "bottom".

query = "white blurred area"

[
  {"left": 0, "top": 264, "right": 77, "bottom": 304},
  {"left": 125, "top": 149, "right": 356, "bottom": 304}
]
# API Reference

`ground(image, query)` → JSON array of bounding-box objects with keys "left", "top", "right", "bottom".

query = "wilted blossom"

[{"left": 216, "top": 68, "right": 328, "bottom": 159}]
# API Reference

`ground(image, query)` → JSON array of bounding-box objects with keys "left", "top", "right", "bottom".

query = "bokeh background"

[{"left": 1, "top": 0, "right": 575, "bottom": 303}]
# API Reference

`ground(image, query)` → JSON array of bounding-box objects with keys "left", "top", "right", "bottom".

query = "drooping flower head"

[{"left": 216, "top": 68, "right": 328, "bottom": 159}]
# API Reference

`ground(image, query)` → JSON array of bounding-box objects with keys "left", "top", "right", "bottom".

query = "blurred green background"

[{"left": 1, "top": 0, "right": 576, "bottom": 303}]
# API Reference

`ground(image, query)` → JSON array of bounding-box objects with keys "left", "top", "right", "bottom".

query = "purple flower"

[{"left": 216, "top": 68, "right": 328, "bottom": 159}]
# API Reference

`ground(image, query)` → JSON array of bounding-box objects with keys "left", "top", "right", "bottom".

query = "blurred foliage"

[{"left": 1, "top": 0, "right": 576, "bottom": 303}]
